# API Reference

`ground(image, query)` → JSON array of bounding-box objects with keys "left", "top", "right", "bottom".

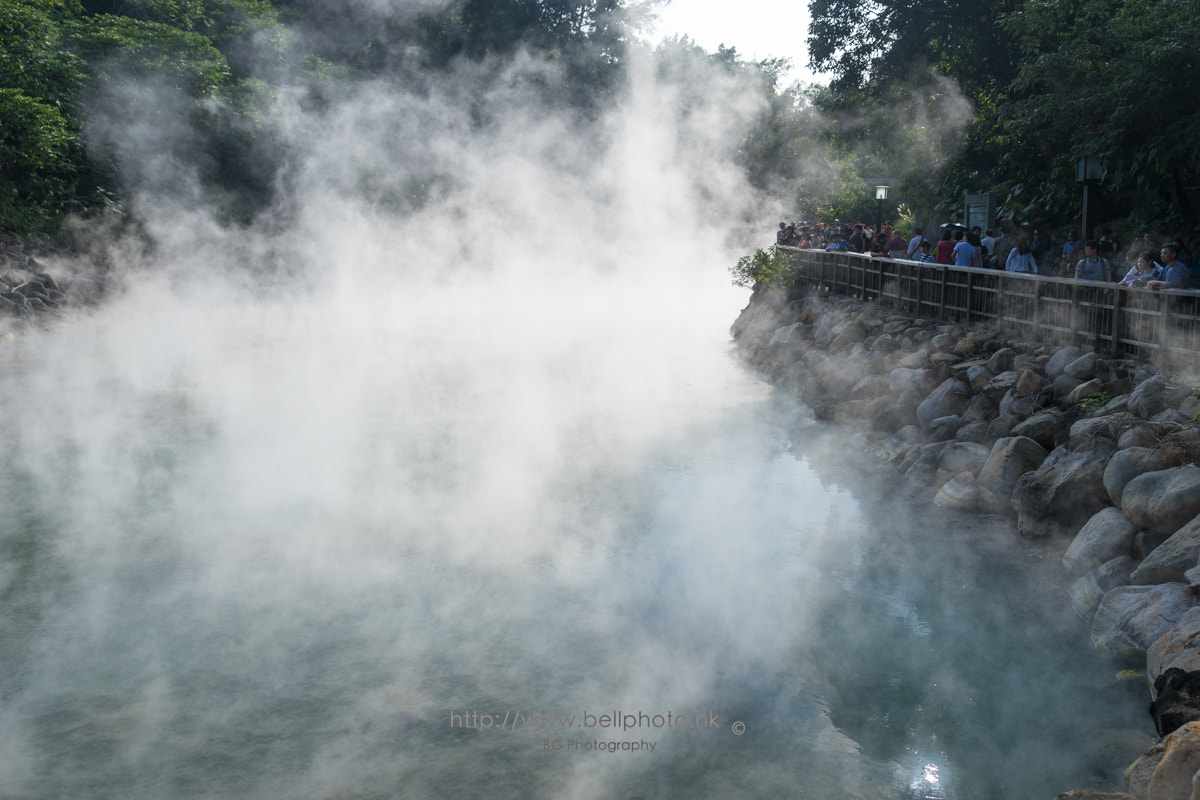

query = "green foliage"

[
  {"left": 1076, "top": 391, "right": 1113, "bottom": 409},
  {"left": 730, "top": 246, "right": 799, "bottom": 288}
]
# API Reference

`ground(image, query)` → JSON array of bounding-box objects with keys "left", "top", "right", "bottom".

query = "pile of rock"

[
  {"left": 732, "top": 285, "right": 1200, "bottom": 800},
  {"left": 0, "top": 235, "right": 105, "bottom": 337}
]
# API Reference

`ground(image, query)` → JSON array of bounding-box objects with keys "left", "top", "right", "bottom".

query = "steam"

[{"left": 0, "top": 17, "right": 1146, "bottom": 800}]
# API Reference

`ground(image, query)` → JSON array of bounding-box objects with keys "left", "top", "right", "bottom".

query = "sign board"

[{"left": 964, "top": 192, "right": 996, "bottom": 232}]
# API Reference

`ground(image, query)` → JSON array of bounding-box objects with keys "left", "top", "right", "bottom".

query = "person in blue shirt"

[
  {"left": 826, "top": 233, "right": 849, "bottom": 251},
  {"left": 1147, "top": 243, "right": 1188, "bottom": 290},
  {"left": 1074, "top": 241, "right": 1112, "bottom": 282},
  {"left": 952, "top": 230, "right": 974, "bottom": 266}
]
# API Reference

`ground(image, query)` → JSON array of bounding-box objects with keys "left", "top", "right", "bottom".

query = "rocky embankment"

[
  {"left": 732, "top": 285, "right": 1200, "bottom": 800},
  {"left": 0, "top": 235, "right": 104, "bottom": 338}
]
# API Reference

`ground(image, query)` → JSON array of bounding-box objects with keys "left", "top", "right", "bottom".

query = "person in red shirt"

[{"left": 935, "top": 230, "right": 955, "bottom": 264}]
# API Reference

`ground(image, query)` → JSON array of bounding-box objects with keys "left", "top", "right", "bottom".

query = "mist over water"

[{"left": 0, "top": 41, "right": 1151, "bottom": 800}]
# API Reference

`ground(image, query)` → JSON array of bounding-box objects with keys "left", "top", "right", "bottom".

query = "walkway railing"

[{"left": 780, "top": 247, "right": 1200, "bottom": 376}]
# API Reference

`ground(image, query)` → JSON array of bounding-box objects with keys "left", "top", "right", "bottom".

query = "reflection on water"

[{"left": 0, "top": 315, "right": 1151, "bottom": 800}]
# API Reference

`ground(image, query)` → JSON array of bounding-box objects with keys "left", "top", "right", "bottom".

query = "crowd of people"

[{"left": 774, "top": 220, "right": 1200, "bottom": 292}]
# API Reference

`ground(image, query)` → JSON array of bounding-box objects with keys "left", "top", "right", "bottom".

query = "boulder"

[
  {"left": 1149, "top": 669, "right": 1200, "bottom": 739},
  {"left": 987, "top": 347, "right": 1016, "bottom": 374},
  {"left": 1126, "top": 738, "right": 1167, "bottom": 799},
  {"left": 915, "top": 378, "right": 971, "bottom": 428},
  {"left": 1013, "top": 437, "right": 1117, "bottom": 538},
  {"left": 1066, "top": 378, "right": 1105, "bottom": 406},
  {"left": 1161, "top": 428, "right": 1200, "bottom": 468},
  {"left": 936, "top": 441, "right": 992, "bottom": 484},
  {"left": 1016, "top": 368, "right": 1047, "bottom": 397},
  {"left": 934, "top": 471, "right": 980, "bottom": 511},
  {"left": 1092, "top": 583, "right": 1195, "bottom": 657},
  {"left": 1046, "top": 346, "right": 1083, "bottom": 379},
  {"left": 1069, "top": 556, "right": 1135, "bottom": 620},
  {"left": 1118, "top": 424, "right": 1160, "bottom": 450},
  {"left": 1131, "top": 515, "right": 1200, "bottom": 585},
  {"left": 1064, "top": 351, "right": 1100, "bottom": 380},
  {"left": 1010, "top": 411, "right": 1060, "bottom": 451},
  {"left": 1129, "top": 375, "right": 1167, "bottom": 419},
  {"left": 975, "top": 436, "right": 1048, "bottom": 514},
  {"left": 1105, "top": 447, "right": 1168, "bottom": 506},
  {"left": 1149, "top": 610, "right": 1200, "bottom": 686},
  {"left": 1123, "top": 466, "right": 1200, "bottom": 535},
  {"left": 889, "top": 367, "right": 927, "bottom": 396},
  {"left": 1147, "top": 721, "right": 1200, "bottom": 800},
  {"left": 1064, "top": 507, "right": 1140, "bottom": 576}
]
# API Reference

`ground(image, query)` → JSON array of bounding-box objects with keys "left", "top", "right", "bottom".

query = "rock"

[
  {"left": 934, "top": 471, "right": 980, "bottom": 510},
  {"left": 1149, "top": 611, "right": 1200, "bottom": 686},
  {"left": 987, "top": 347, "right": 1016, "bottom": 374},
  {"left": 930, "top": 332, "right": 953, "bottom": 351},
  {"left": 1123, "top": 466, "right": 1200, "bottom": 535},
  {"left": 1130, "top": 375, "right": 1167, "bottom": 419},
  {"left": 915, "top": 378, "right": 971, "bottom": 428},
  {"left": 1016, "top": 368, "right": 1047, "bottom": 397},
  {"left": 1065, "top": 351, "right": 1101, "bottom": 380},
  {"left": 961, "top": 392, "right": 1000, "bottom": 423},
  {"left": 981, "top": 370, "right": 1020, "bottom": 400},
  {"left": 850, "top": 374, "right": 892, "bottom": 400},
  {"left": 898, "top": 350, "right": 932, "bottom": 369},
  {"left": 1046, "top": 346, "right": 1082, "bottom": 379},
  {"left": 954, "top": 420, "right": 992, "bottom": 445},
  {"left": 1131, "top": 515, "right": 1200, "bottom": 585},
  {"left": 1150, "top": 670, "right": 1200, "bottom": 739},
  {"left": 1161, "top": 428, "right": 1200, "bottom": 468},
  {"left": 1071, "top": 412, "right": 1139, "bottom": 441},
  {"left": 964, "top": 364, "right": 992, "bottom": 393},
  {"left": 975, "top": 436, "right": 1048, "bottom": 514},
  {"left": 768, "top": 323, "right": 802, "bottom": 345},
  {"left": 1013, "top": 437, "right": 1117, "bottom": 538},
  {"left": 1092, "top": 583, "right": 1195, "bottom": 657},
  {"left": 1106, "top": 447, "right": 1168, "bottom": 506},
  {"left": 1147, "top": 721, "right": 1200, "bottom": 800},
  {"left": 868, "top": 425, "right": 920, "bottom": 462},
  {"left": 1126, "top": 738, "right": 1167, "bottom": 799},
  {"left": 1069, "top": 556, "right": 1135, "bottom": 620},
  {"left": 936, "top": 441, "right": 991, "bottom": 483},
  {"left": 889, "top": 367, "right": 927, "bottom": 396},
  {"left": 1011, "top": 411, "right": 1060, "bottom": 450},
  {"left": 1120, "top": 425, "right": 1161, "bottom": 449},
  {"left": 1064, "top": 507, "right": 1140, "bottom": 576},
  {"left": 1067, "top": 378, "right": 1105, "bottom": 406}
]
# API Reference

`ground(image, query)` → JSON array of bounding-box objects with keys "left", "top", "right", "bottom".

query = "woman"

[
  {"left": 1121, "top": 250, "right": 1162, "bottom": 290},
  {"left": 1005, "top": 238, "right": 1037, "bottom": 273}
]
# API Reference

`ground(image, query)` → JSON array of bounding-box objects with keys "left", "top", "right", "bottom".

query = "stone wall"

[{"left": 732, "top": 285, "right": 1200, "bottom": 800}]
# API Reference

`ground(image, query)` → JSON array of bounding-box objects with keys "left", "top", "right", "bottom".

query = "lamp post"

[{"left": 875, "top": 184, "right": 889, "bottom": 236}]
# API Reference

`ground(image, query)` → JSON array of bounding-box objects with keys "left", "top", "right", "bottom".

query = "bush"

[{"left": 730, "top": 245, "right": 798, "bottom": 288}]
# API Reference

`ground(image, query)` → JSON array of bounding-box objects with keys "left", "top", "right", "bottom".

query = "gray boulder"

[
  {"left": 1068, "top": 556, "right": 1134, "bottom": 620},
  {"left": 1148, "top": 607, "right": 1200, "bottom": 680},
  {"left": 1064, "top": 351, "right": 1100, "bottom": 380},
  {"left": 1131, "top": 514, "right": 1200, "bottom": 585},
  {"left": 1012, "top": 436, "right": 1117, "bottom": 538},
  {"left": 975, "top": 436, "right": 1048, "bottom": 513},
  {"left": 1129, "top": 374, "right": 1166, "bottom": 419},
  {"left": 1063, "top": 507, "right": 1140, "bottom": 576},
  {"left": 1122, "top": 465, "right": 1200, "bottom": 534},
  {"left": 1104, "top": 446, "right": 1167, "bottom": 506},
  {"left": 1046, "top": 346, "right": 1082, "bottom": 379},
  {"left": 1091, "top": 582, "right": 1195, "bottom": 657},
  {"left": 915, "top": 378, "right": 971, "bottom": 428}
]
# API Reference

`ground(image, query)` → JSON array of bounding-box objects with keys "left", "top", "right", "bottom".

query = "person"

[
  {"left": 1147, "top": 243, "right": 1188, "bottom": 290},
  {"left": 1030, "top": 228, "right": 1049, "bottom": 263},
  {"left": 952, "top": 230, "right": 974, "bottom": 267},
  {"left": 902, "top": 226, "right": 921, "bottom": 257},
  {"left": 1005, "top": 238, "right": 1037, "bottom": 273},
  {"left": 1122, "top": 251, "right": 1162, "bottom": 290},
  {"left": 776, "top": 223, "right": 789, "bottom": 245},
  {"left": 826, "top": 233, "right": 848, "bottom": 251},
  {"left": 887, "top": 230, "right": 908, "bottom": 260},
  {"left": 980, "top": 229, "right": 996, "bottom": 258},
  {"left": 847, "top": 224, "right": 867, "bottom": 253},
  {"left": 918, "top": 240, "right": 936, "bottom": 262},
  {"left": 1060, "top": 231, "right": 1081, "bottom": 273},
  {"left": 1074, "top": 240, "right": 1112, "bottom": 282},
  {"left": 966, "top": 230, "right": 984, "bottom": 268},
  {"left": 935, "top": 230, "right": 954, "bottom": 264}
]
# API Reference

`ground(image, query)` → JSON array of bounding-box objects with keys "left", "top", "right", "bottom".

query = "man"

[
  {"left": 980, "top": 229, "right": 996, "bottom": 257},
  {"left": 826, "top": 233, "right": 849, "bottom": 251},
  {"left": 1147, "top": 244, "right": 1188, "bottom": 290},
  {"left": 952, "top": 230, "right": 974, "bottom": 267},
  {"left": 847, "top": 224, "right": 867, "bottom": 253},
  {"left": 1074, "top": 241, "right": 1112, "bottom": 282},
  {"left": 907, "top": 229, "right": 925, "bottom": 259}
]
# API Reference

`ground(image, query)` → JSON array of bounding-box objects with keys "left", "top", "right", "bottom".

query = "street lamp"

[{"left": 875, "top": 184, "right": 889, "bottom": 236}]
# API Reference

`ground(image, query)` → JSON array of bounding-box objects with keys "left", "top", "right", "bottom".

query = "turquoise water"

[{"left": 0, "top": 285, "right": 1152, "bottom": 800}]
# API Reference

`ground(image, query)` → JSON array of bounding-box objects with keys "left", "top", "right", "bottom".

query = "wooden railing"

[{"left": 780, "top": 247, "right": 1200, "bottom": 376}]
